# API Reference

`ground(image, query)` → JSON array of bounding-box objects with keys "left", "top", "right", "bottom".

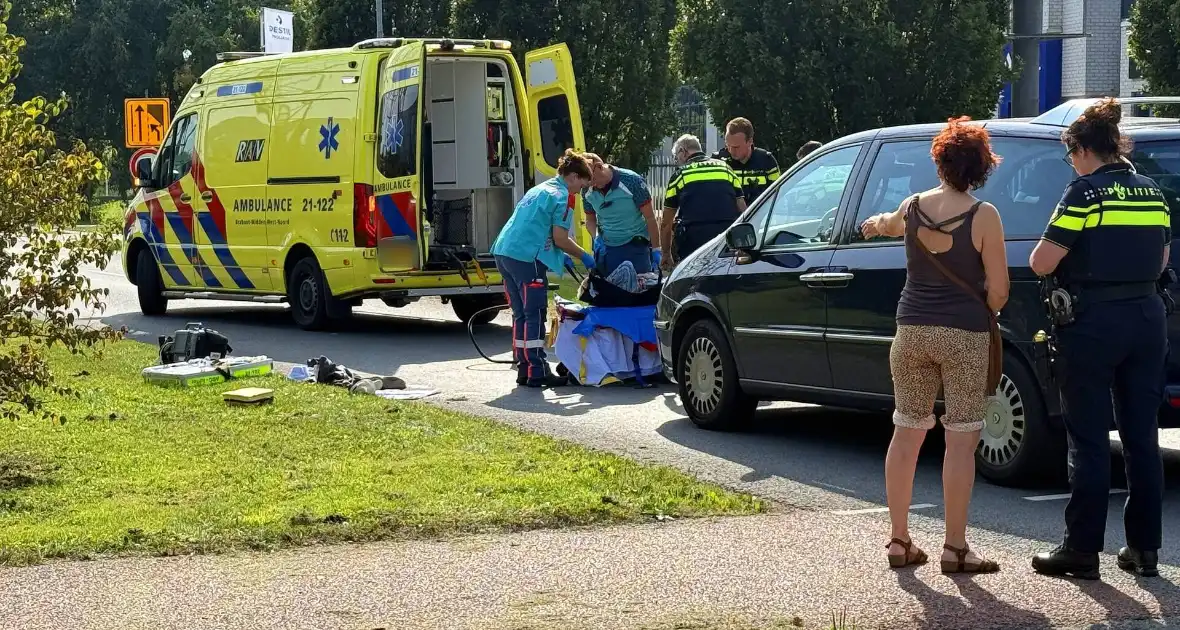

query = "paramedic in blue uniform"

[
  {"left": 582, "top": 153, "right": 661, "bottom": 275},
  {"left": 660, "top": 134, "right": 747, "bottom": 270},
  {"left": 1029, "top": 98, "right": 1171, "bottom": 580},
  {"left": 491, "top": 149, "right": 596, "bottom": 388}
]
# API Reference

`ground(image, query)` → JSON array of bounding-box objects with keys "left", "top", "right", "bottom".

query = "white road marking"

[
  {"left": 1023, "top": 489, "right": 1127, "bottom": 502},
  {"left": 832, "top": 503, "right": 936, "bottom": 515}
]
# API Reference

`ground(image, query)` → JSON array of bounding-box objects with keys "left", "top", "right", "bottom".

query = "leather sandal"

[
  {"left": 941, "top": 544, "right": 1000, "bottom": 574},
  {"left": 887, "top": 537, "right": 928, "bottom": 568}
]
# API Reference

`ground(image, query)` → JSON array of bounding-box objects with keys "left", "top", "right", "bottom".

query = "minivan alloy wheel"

[
  {"left": 977, "top": 374, "right": 1025, "bottom": 468},
  {"left": 685, "top": 336, "right": 723, "bottom": 416}
]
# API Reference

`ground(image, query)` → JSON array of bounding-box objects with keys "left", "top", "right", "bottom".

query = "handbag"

[{"left": 909, "top": 202, "right": 1003, "bottom": 395}]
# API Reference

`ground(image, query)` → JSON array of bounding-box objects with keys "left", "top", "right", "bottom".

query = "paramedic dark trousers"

[
  {"left": 599, "top": 238, "right": 653, "bottom": 275},
  {"left": 1056, "top": 294, "right": 1167, "bottom": 553},
  {"left": 495, "top": 255, "right": 550, "bottom": 379}
]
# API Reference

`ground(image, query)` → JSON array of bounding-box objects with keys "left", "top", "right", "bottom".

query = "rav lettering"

[{"left": 236, "top": 139, "right": 266, "bottom": 163}]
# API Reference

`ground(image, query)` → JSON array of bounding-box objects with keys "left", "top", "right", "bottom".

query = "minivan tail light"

[{"left": 353, "top": 183, "right": 377, "bottom": 248}]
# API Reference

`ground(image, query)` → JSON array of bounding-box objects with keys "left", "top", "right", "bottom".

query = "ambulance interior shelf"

[{"left": 422, "top": 57, "right": 524, "bottom": 272}]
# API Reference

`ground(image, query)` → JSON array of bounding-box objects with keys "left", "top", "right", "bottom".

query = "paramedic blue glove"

[
  {"left": 562, "top": 253, "right": 575, "bottom": 273},
  {"left": 652, "top": 249, "right": 662, "bottom": 267},
  {"left": 580, "top": 252, "right": 595, "bottom": 270},
  {"left": 593, "top": 237, "right": 606, "bottom": 256}
]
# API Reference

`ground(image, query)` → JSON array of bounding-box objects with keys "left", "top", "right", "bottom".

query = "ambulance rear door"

[
  {"left": 523, "top": 44, "right": 588, "bottom": 247},
  {"left": 372, "top": 41, "right": 427, "bottom": 272}
]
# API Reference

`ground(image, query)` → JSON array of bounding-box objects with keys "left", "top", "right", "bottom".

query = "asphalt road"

[{"left": 80, "top": 256, "right": 1180, "bottom": 569}]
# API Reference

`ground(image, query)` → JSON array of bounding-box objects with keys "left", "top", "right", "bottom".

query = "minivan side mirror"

[{"left": 725, "top": 222, "right": 759, "bottom": 252}]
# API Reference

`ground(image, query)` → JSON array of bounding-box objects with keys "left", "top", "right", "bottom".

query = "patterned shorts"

[{"left": 889, "top": 324, "right": 990, "bottom": 432}]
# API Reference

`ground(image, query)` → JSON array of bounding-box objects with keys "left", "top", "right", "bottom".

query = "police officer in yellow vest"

[
  {"left": 660, "top": 134, "right": 747, "bottom": 270},
  {"left": 1029, "top": 99, "right": 1171, "bottom": 580},
  {"left": 713, "top": 117, "right": 781, "bottom": 205}
]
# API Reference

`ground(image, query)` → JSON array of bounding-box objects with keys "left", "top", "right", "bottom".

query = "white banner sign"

[{"left": 261, "top": 7, "right": 294, "bottom": 54}]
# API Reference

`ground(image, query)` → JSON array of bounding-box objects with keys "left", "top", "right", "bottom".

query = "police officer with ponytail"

[{"left": 1029, "top": 98, "right": 1171, "bottom": 580}]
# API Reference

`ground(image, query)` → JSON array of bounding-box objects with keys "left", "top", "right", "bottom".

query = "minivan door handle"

[
  {"left": 200, "top": 191, "right": 214, "bottom": 202},
  {"left": 800, "top": 272, "right": 855, "bottom": 288},
  {"left": 179, "top": 194, "right": 193, "bottom": 203}
]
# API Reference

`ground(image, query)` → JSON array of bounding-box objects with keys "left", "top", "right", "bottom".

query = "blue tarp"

[{"left": 570, "top": 304, "right": 658, "bottom": 346}]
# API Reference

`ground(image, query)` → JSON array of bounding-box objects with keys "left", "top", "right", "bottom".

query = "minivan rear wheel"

[
  {"left": 677, "top": 318, "right": 758, "bottom": 430},
  {"left": 975, "top": 349, "right": 1065, "bottom": 487}
]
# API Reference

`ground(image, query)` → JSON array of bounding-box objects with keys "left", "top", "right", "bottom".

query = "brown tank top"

[{"left": 895, "top": 196, "right": 990, "bottom": 333}]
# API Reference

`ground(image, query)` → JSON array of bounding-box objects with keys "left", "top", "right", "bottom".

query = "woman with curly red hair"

[{"left": 861, "top": 116, "right": 1009, "bottom": 574}]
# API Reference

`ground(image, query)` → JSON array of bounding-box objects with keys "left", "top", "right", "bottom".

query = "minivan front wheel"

[
  {"left": 677, "top": 318, "right": 757, "bottom": 430},
  {"left": 974, "top": 349, "right": 1065, "bottom": 487}
]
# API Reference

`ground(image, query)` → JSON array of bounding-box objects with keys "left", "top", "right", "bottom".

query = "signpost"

[
  {"left": 123, "top": 98, "right": 171, "bottom": 149},
  {"left": 261, "top": 7, "right": 294, "bottom": 54}
]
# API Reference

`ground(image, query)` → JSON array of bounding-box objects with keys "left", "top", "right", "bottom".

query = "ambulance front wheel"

[
  {"left": 135, "top": 249, "right": 168, "bottom": 316},
  {"left": 287, "top": 256, "right": 351, "bottom": 331}
]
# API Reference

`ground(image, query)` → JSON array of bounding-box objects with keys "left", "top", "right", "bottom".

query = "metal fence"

[
  {"left": 646, "top": 91, "right": 713, "bottom": 217},
  {"left": 647, "top": 153, "right": 679, "bottom": 217}
]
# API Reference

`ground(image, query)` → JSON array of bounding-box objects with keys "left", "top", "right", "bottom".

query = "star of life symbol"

[
  {"left": 319, "top": 117, "right": 340, "bottom": 159},
  {"left": 382, "top": 117, "right": 405, "bottom": 154}
]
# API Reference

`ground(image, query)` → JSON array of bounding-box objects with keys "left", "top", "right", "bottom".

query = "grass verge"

[{"left": 0, "top": 341, "right": 763, "bottom": 565}]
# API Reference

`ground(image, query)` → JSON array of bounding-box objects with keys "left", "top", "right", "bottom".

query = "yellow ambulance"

[{"left": 122, "top": 37, "right": 589, "bottom": 330}]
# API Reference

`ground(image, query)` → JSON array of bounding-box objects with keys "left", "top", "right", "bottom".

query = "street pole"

[{"left": 375, "top": 0, "right": 384, "bottom": 37}]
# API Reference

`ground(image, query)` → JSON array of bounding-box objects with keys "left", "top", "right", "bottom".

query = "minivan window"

[
  {"left": 761, "top": 144, "right": 860, "bottom": 248},
  {"left": 854, "top": 137, "right": 1075, "bottom": 241},
  {"left": 378, "top": 84, "right": 420, "bottom": 179},
  {"left": 1129, "top": 141, "right": 1180, "bottom": 239}
]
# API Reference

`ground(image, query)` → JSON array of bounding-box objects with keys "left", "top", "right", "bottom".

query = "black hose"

[
  {"left": 468, "top": 261, "right": 584, "bottom": 365},
  {"left": 468, "top": 303, "right": 515, "bottom": 364}
]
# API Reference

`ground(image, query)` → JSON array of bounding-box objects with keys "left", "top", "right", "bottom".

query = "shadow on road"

[
  {"left": 654, "top": 403, "right": 1180, "bottom": 554},
  {"left": 483, "top": 382, "right": 677, "bottom": 417},
  {"left": 102, "top": 305, "right": 506, "bottom": 375},
  {"left": 894, "top": 569, "right": 1053, "bottom": 629}
]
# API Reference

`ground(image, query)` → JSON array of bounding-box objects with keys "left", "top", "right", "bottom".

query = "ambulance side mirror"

[{"left": 132, "top": 155, "right": 155, "bottom": 189}]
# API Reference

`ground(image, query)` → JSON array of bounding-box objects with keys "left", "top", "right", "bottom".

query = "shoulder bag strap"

[{"left": 911, "top": 201, "right": 991, "bottom": 315}]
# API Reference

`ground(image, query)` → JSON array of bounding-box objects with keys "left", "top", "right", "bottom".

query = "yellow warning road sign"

[{"left": 124, "top": 98, "right": 171, "bottom": 149}]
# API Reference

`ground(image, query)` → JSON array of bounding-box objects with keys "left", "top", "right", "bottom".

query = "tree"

[
  {"left": 306, "top": 0, "right": 452, "bottom": 49},
  {"left": 453, "top": 0, "right": 677, "bottom": 171},
  {"left": 673, "top": 0, "right": 1013, "bottom": 161},
  {"left": 0, "top": 2, "right": 120, "bottom": 419},
  {"left": 11, "top": 0, "right": 311, "bottom": 197},
  {"left": 1128, "top": 0, "right": 1180, "bottom": 114}
]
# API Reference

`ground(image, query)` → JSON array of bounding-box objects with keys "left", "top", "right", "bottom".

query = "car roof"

[{"left": 826, "top": 108, "right": 1180, "bottom": 150}]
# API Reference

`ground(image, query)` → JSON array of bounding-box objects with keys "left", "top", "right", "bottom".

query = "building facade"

[{"left": 1000, "top": 0, "right": 1145, "bottom": 117}]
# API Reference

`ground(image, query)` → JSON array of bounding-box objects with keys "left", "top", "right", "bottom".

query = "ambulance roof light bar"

[
  {"left": 216, "top": 51, "right": 278, "bottom": 62},
  {"left": 354, "top": 38, "right": 511, "bottom": 51}
]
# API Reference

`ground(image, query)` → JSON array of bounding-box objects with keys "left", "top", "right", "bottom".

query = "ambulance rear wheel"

[
  {"left": 135, "top": 249, "right": 168, "bottom": 316},
  {"left": 288, "top": 256, "right": 337, "bottom": 331},
  {"left": 452, "top": 295, "right": 506, "bottom": 327}
]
